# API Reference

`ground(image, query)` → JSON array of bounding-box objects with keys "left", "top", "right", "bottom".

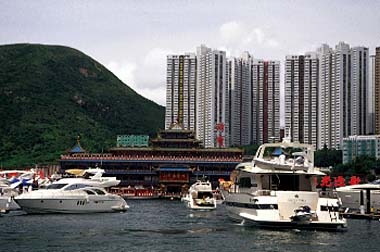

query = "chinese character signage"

[
  {"left": 316, "top": 175, "right": 362, "bottom": 188},
  {"left": 159, "top": 172, "right": 189, "bottom": 183},
  {"left": 215, "top": 123, "right": 225, "bottom": 148}
]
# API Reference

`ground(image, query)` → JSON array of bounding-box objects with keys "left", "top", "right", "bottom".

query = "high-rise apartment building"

[
  {"left": 228, "top": 52, "right": 252, "bottom": 146},
  {"left": 375, "top": 47, "right": 380, "bottom": 134},
  {"left": 251, "top": 59, "right": 280, "bottom": 144},
  {"left": 350, "top": 47, "right": 368, "bottom": 136},
  {"left": 318, "top": 44, "right": 333, "bottom": 149},
  {"left": 367, "top": 55, "right": 376, "bottom": 134},
  {"left": 285, "top": 53, "right": 319, "bottom": 148},
  {"left": 196, "top": 45, "right": 229, "bottom": 148},
  {"left": 332, "top": 42, "right": 350, "bottom": 149},
  {"left": 317, "top": 42, "right": 368, "bottom": 149},
  {"left": 165, "top": 54, "right": 197, "bottom": 131}
]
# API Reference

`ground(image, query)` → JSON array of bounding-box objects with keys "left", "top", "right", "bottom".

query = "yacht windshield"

[
  {"left": 64, "top": 184, "right": 91, "bottom": 191},
  {"left": 83, "top": 189, "right": 96, "bottom": 195},
  {"left": 92, "top": 188, "right": 106, "bottom": 195},
  {"left": 46, "top": 184, "right": 68, "bottom": 190},
  {"left": 197, "top": 191, "right": 213, "bottom": 199}
]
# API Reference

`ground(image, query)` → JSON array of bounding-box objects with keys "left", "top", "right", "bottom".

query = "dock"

[
  {"left": 342, "top": 212, "right": 380, "bottom": 220},
  {"left": 341, "top": 188, "right": 380, "bottom": 220}
]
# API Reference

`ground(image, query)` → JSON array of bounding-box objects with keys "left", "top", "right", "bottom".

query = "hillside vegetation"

[{"left": 0, "top": 44, "right": 164, "bottom": 167}]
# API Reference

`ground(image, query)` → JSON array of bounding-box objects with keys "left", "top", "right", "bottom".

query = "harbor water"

[{"left": 1, "top": 200, "right": 380, "bottom": 252}]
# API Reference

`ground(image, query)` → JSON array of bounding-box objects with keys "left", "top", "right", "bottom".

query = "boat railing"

[
  {"left": 227, "top": 187, "right": 277, "bottom": 197},
  {"left": 227, "top": 186, "right": 253, "bottom": 194}
]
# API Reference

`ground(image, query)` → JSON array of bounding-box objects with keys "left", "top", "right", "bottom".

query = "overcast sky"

[{"left": 1, "top": 0, "right": 379, "bottom": 107}]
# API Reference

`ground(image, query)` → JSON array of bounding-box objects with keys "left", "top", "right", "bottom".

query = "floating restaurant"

[{"left": 59, "top": 124, "right": 243, "bottom": 194}]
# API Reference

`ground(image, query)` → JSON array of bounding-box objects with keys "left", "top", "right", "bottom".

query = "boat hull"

[
  {"left": 186, "top": 203, "right": 216, "bottom": 210},
  {"left": 15, "top": 196, "right": 127, "bottom": 214},
  {"left": 238, "top": 215, "right": 347, "bottom": 231},
  {"left": 223, "top": 190, "right": 347, "bottom": 231}
]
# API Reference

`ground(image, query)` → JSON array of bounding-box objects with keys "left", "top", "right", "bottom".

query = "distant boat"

[
  {"left": 0, "top": 170, "right": 39, "bottom": 211},
  {"left": 182, "top": 180, "right": 216, "bottom": 210},
  {"left": 0, "top": 180, "right": 21, "bottom": 211}
]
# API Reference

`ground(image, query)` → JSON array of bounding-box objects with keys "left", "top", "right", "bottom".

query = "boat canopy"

[
  {"left": 65, "top": 169, "right": 85, "bottom": 176},
  {"left": 337, "top": 184, "right": 380, "bottom": 191},
  {"left": 271, "top": 147, "right": 283, "bottom": 156}
]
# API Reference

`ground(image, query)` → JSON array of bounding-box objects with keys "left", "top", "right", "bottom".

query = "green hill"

[{"left": 0, "top": 43, "right": 165, "bottom": 167}]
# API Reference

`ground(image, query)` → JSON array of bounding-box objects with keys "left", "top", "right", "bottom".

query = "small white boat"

[
  {"left": 289, "top": 205, "right": 316, "bottom": 224},
  {"left": 182, "top": 180, "right": 216, "bottom": 210},
  {"left": 14, "top": 182, "right": 128, "bottom": 214}
]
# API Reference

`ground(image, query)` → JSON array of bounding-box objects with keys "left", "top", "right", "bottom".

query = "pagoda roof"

[
  {"left": 159, "top": 123, "right": 194, "bottom": 133},
  {"left": 168, "top": 122, "right": 185, "bottom": 130},
  {"left": 68, "top": 136, "right": 87, "bottom": 153}
]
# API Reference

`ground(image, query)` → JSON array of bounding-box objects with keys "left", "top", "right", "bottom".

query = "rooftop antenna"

[{"left": 283, "top": 128, "right": 291, "bottom": 143}]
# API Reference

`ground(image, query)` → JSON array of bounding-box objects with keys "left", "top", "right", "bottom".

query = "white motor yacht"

[
  {"left": 336, "top": 180, "right": 380, "bottom": 210},
  {"left": 222, "top": 135, "right": 347, "bottom": 230},
  {"left": 182, "top": 180, "right": 216, "bottom": 210},
  {"left": 14, "top": 182, "right": 129, "bottom": 214}
]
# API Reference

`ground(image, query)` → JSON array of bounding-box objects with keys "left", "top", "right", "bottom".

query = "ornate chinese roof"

[{"left": 68, "top": 136, "right": 87, "bottom": 153}]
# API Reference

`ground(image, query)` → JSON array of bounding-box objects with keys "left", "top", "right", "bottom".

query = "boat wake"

[{"left": 122, "top": 227, "right": 227, "bottom": 235}]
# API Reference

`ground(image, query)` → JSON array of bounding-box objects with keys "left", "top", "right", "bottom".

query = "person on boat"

[
  {"left": 201, "top": 195, "right": 207, "bottom": 204},
  {"left": 32, "top": 178, "right": 39, "bottom": 189}
]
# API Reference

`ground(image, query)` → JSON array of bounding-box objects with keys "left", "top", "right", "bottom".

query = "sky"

[{"left": 1, "top": 0, "right": 380, "bottom": 109}]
